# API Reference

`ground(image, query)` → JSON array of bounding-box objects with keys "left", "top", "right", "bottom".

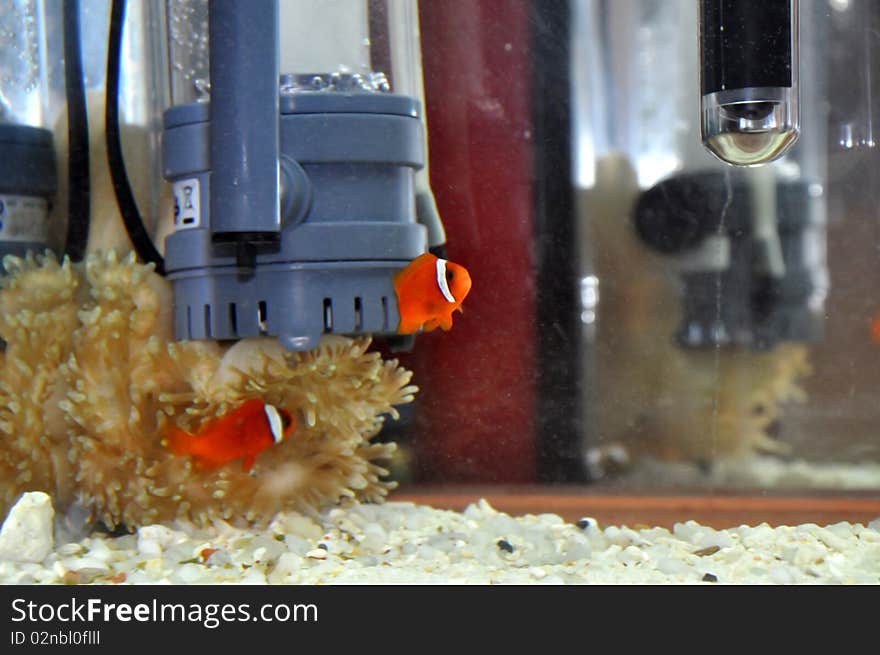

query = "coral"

[{"left": 0, "top": 250, "right": 416, "bottom": 529}]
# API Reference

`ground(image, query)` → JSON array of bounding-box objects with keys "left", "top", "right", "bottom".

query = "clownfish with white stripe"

[
  {"left": 162, "top": 398, "right": 295, "bottom": 472},
  {"left": 393, "top": 252, "right": 472, "bottom": 334}
]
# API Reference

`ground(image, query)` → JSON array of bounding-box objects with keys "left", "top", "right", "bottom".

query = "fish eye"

[
  {"left": 281, "top": 412, "right": 292, "bottom": 428},
  {"left": 446, "top": 271, "right": 454, "bottom": 281}
]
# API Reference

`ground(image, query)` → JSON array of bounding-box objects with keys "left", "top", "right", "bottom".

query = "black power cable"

[
  {"left": 62, "top": 0, "right": 90, "bottom": 262},
  {"left": 105, "top": 0, "right": 165, "bottom": 274}
]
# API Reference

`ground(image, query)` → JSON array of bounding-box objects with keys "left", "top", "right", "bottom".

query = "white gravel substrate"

[
  {"left": 1, "top": 493, "right": 879, "bottom": 584},
  {"left": 608, "top": 455, "right": 880, "bottom": 490}
]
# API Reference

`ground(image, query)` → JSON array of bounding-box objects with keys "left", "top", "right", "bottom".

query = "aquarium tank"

[{"left": 0, "top": 0, "right": 878, "bottom": 588}]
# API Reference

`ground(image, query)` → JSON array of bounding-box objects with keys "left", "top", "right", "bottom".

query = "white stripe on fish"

[
  {"left": 435, "top": 257, "right": 456, "bottom": 303},
  {"left": 264, "top": 404, "right": 285, "bottom": 444}
]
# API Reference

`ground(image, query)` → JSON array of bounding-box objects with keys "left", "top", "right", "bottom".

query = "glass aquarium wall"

[
  {"left": 571, "top": 0, "right": 880, "bottom": 490},
  {"left": 6, "top": 0, "right": 878, "bottom": 499}
]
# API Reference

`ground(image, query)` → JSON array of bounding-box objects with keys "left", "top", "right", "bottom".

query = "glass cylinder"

[
  {"left": 166, "top": 0, "right": 209, "bottom": 105},
  {"left": 166, "top": 0, "right": 426, "bottom": 101},
  {"left": 699, "top": 0, "right": 800, "bottom": 166},
  {"left": 0, "top": 0, "right": 64, "bottom": 129}
]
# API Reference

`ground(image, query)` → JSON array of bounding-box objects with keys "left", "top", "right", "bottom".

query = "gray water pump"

[{"left": 162, "top": 83, "right": 428, "bottom": 351}]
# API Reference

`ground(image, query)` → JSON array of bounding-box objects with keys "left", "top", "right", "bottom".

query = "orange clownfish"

[
  {"left": 162, "top": 398, "right": 295, "bottom": 472},
  {"left": 393, "top": 253, "right": 472, "bottom": 334}
]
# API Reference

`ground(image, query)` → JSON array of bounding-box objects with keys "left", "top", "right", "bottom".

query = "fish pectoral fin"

[
  {"left": 162, "top": 426, "right": 196, "bottom": 455},
  {"left": 192, "top": 457, "right": 220, "bottom": 472},
  {"left": 397, "top": 320, "right": 422, "bottom": 334},
  {"left": 164, "top": 432, "right": 225, "bottom": 470},
  {"left": 438, "top": 314, "right": 454, "bottom": 331}
]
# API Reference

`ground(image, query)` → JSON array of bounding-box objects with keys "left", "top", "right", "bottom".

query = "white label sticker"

[
  {"left": 0, "top": 195, "right": 49, "bottom": 243},
  {"left": 173, "top": 178, "right": 201, "bottom": 230}
]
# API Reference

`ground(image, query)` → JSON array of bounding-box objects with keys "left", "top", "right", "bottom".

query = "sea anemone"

[{"left": 0, "top": 250, "right": 416, "bottom": 529}]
